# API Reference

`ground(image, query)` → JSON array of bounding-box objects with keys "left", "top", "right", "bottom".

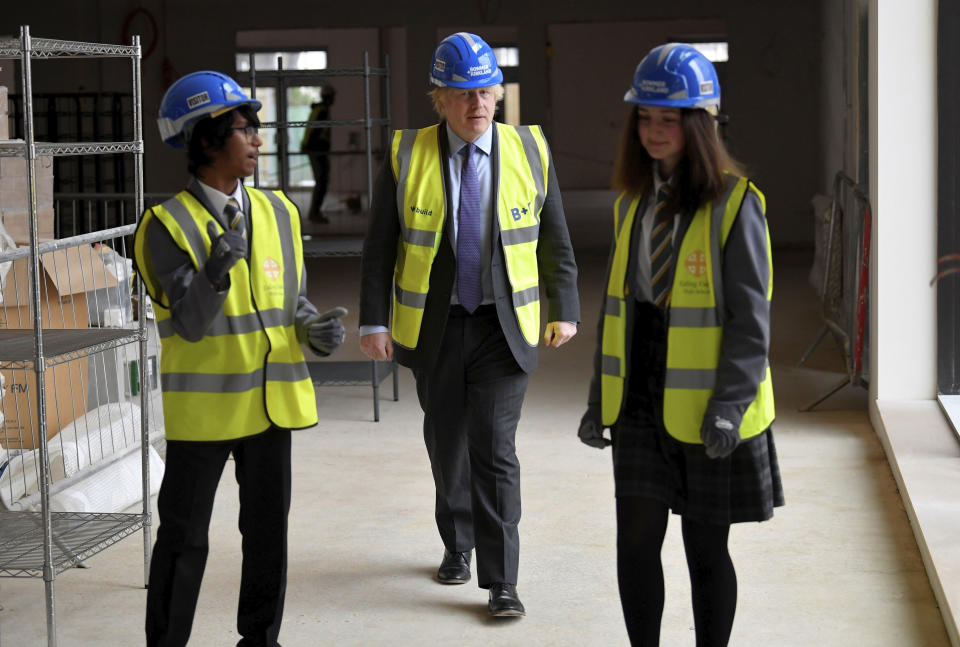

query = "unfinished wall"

[{"left": 3, "top": 0, "right": 835, "bottom": 246}]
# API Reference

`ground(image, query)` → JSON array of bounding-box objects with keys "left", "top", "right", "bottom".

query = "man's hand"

[
  {"left": 360, "top": 331, "right": 393, "bottom": 361},
  {"left": 205, "top": 219, "right": 247, "bottom": 288},
  {"left": 700, "top": 415, "right": 740, "bottom": 459},
  {"left": 543, "top": 321, "right": 577, "bottom": 348},
  {"left": 578, "top": 407, "right": 611, "bottom": 449},
  {"left": 305, "top": 307, "right": 347, "bottom": 356}
]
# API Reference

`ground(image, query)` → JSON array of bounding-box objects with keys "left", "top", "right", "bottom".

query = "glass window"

[
  {"left": 235, "top": 50, "right": 328, "bottom": 71},
  {"left": 689, "top": 42, "right": 728, "bottom": 63},
  {"left": 287, "top": 86, "right": 322, "bottom": 188},
  {"left": 237, "top": 50, "right": 328, "bottom": 189},
  {"left": 492, "top": 47, "right": 519, "bottom": 67}
]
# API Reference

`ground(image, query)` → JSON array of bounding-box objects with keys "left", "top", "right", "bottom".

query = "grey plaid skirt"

[
  {"left": 613, "top": 300, "right": 785, "bottom": 525},
  {"left": 612, "top": 415, "right": 784, "bottom": 525}
]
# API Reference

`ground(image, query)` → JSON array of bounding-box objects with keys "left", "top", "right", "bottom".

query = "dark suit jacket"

[{"left": 360, "top": 121, "right": 580, "bottom": 374}]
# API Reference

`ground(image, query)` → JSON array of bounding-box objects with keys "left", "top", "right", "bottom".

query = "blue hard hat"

[
  {"left": 157, "top": 71, "right": 262, "bottom": 149},
  {"left": 624, "top": 43, "right": 721, "bottom": 112},
  {"left": 429, "top": 32, "right": 503, "bottom": 89}
]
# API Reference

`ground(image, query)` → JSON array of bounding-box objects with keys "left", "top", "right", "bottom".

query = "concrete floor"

[{"left": 0, "top": 196, "right": 952, "bottom": 646}]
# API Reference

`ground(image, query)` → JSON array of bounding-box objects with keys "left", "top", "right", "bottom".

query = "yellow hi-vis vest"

[
  {"left": 133, "top": 187, "right": 318, "bottom": 441},
  {"left": 389, "top": 123, "right": 548, "bottom": 349},
  {"left": 600, "top": 175, "right": 775, "bottom": 444}
]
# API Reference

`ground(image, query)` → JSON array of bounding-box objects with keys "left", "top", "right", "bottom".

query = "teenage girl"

[{"left": 578, "top": 43, "right": 784, "bottom": 646}]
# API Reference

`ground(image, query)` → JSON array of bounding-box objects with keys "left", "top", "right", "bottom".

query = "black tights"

[{"left": 616, "top": 497, "right": 737, "bottom": 647}]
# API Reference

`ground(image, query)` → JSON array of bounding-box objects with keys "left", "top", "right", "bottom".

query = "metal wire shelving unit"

[
  {"left": 239, "top": 52, "right": 399, "bottom": 421},
  {"left": 239, "top": 52, "right": 391, "bottom": 203},
  {"left": 0, "top": 26, "right": 150, "bottom": 647}
]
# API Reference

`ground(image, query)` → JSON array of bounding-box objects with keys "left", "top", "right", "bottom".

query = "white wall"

[{"left": 869, "top": 0, "right": 938, "bottom": 402}]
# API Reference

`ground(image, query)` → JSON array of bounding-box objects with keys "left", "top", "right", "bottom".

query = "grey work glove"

[
  {"left": 304, "top": 306, "right": 347, "bottom": 356},
  {"left": 700, "top": 414, "right": 740, "bottom": 459},
  {"left": 578, "top": 406, "right": 611, "bottom": 449},
  {"left": 205, "top": 219, "right": 247, "bottom": 288}
]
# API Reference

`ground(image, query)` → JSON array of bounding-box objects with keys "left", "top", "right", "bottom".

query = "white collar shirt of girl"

[{"left": 633, "top": 163, "right": 678, "bottom": 303}]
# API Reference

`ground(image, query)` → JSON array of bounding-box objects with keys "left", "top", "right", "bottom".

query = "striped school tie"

[
  {"left": 224, "top": 197, "right": 246, "bottom": 239},
  {"left": 649, "top": 185, "right": 673, "bottom": 308}
]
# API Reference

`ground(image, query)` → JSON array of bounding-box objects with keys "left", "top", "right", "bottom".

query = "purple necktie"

[{"left": 458, "top": 143, "right": 482, "bottom": 312}]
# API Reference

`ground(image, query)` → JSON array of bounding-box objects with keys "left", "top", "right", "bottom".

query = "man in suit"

[{"left": 359, "top": 32, "right": 580, "bottom": 617}]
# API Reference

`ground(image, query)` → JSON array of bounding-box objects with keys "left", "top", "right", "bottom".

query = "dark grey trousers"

[
  {"left": 145, "top": 427, "right": 291, "bottom": 647},
  {"left": 414, "top": 304, "right": 529, "bottom": 588}
]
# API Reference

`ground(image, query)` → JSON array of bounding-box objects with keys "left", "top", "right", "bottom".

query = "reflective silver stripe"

[
  {"left": 206, "top": 310, "right": 279, "bottom": 336},
  {"left": 405, "top": 227, "right": 437, "bottom": 247},
  {"left": 264, "top": 191, "right": 299, "bottom": 325},
  {"left": 161, "top": 196, "right": 208, "bottom": 265},
  {"left": 459, "top": 32, "right": 479, "bottom": 50},
  {"left": 394, "top": 129, "right": 419, "bottom": 234},
  {"left": 601, "top": 354, "right": 621, "bottom": 377},
  {"left": 615, "top": 194, "right": 634, "bottom": 240},
  {"left": 708, "top": 176, "right": 741, "bottom": 320},
  {"left": 157, "top": 309, "right": 286, "bottom": 339},
  {"left": 257, "top": 308, "right": 286, "bottom": 329},
  {"left": 604, "top": 296, "right": 622, "bottom": 317},
  {"left": 665, "top": 368, "right": 716, "bottom": 390},
  {"left": 512, "top": 285, "right": 539, "bottom": 307},
  {"left": 163, "top": 369, "right": 264, "bottom": 393},
  {"left": 710, "top": 196, "right": 724, "bottom": 315},
  {"left": 395, "top": 284, "right": 428, "bottom": 308},
  {"left": 669, "top": 306, "right": 720, "bottom": 327},
  {"left": 501, "top": 225, "right": 540, "bottom": 246},
  {"left": 515, "top": 125, "right": 546, "bottom": 218},
  {"left": 204, "top": 312, "right": 259, "bottom": 337},
  {"left": 265, "top": 361, "right": 311, "bottom": 383},
  {"left": 162, "top": 362, "right": 309, "bottom": 393}
]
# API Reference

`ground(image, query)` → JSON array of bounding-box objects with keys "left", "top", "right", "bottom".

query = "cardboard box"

[
  {"left": 0, "top": 151, "right": 54, "bottom": 244},
  {"left": 0, "top": 154, "right": 54, "bottom": 206},
  {"left": 1, "top": 362, "right": 88, "bottom": 450},
  {"left": 1, "top": 246, "right": 119, "bottom": 448},
  {"left": 0, "top": 206, "right": 55, "bottom": 245}
]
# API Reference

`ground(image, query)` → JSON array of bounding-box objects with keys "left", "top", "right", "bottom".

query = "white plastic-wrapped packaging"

[
  {"left": 0, "top": 401, "right": 149, "bottom": 510},
  {"left": 0, "top": 449, "right": 40, "bottom": 509},
  {"left": 0, "top": 371, "right": 5, "bottom": 427},
  {"left": 54, "top": 401, "right": 142, "bottom": 467},
  {"left": 0, "top": 218, "right": 16, "bottom": 303},
  {"left": 50, "top": 444, "right": 164, "bottom": 513}
]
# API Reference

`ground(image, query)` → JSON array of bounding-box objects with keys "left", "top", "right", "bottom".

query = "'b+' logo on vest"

[
  {"left": 684, "top": 250, "right": 707, "bottom": 277},
  {"left": 262, "top": 257, "right": 281, "bottom": 281},
  {"left": 510, "top": 201, "right": 531, "bottom": 221}
]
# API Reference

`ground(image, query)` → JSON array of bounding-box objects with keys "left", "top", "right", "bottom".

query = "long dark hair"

[
  {"left": 186, "top": 104, "right": 261, "bottom": 175},
  {"left": 611, "top": 107, "right": 743, "bottom": 215}
]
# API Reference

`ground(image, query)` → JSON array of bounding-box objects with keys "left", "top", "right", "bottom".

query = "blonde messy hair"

[{"left": 428, "top": 84, "right": 505, "bottom": 117}]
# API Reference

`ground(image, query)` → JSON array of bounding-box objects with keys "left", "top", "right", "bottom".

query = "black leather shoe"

[
  {"left": 436, "top": 549, "right": 471, "bottom": 584},
  {"left": 488, "top": 583, "right": 525, "bottom": 617}
]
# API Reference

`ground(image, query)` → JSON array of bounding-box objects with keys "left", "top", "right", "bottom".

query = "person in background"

[
  {"left": 577, "top": 44, "right": 783, "bottom": 646},
  {"left": 301, "top": 84, "right": 336, "bottom": 223},
  {"left": 359, "top": 32, "right": 580, "bottom": 617},
  {"left": 134, "top": 70, "right": 346, "bottom": 647}
]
